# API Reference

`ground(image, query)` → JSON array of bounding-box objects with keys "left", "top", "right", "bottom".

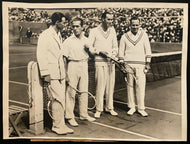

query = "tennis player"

[
  {"left": 88, "top": 11, "right": 118, "bottom": 118},
  {"left": 118, "top": 16, "right": 152, "bottom": 117},
  {"left": 62, "top": 17, "right": 96, "bottom": 127},
  {"left": 37, "top": 12, "right": 73, "bottom": 134}
]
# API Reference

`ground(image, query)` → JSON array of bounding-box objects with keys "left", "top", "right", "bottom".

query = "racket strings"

[
  {"left": 44, "top": 85, "right": 64, "bottom": 122},
  {"left": 102, "top": 54, "right": 137, "bottom": 87},
  {"left": 67, "top": 82, "right": 96, "bottom": 110},
  {"left": 114, "top": 61, "right": 137, "bottom": 87}
]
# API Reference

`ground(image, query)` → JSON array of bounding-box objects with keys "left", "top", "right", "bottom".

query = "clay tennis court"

[{"left": 8, "top": 43, "right": 182, "bottom": 140}]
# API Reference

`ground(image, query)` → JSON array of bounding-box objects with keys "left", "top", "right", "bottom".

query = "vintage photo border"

[{"left": 2, "top": 1, "right": 188, "bottom": 141}]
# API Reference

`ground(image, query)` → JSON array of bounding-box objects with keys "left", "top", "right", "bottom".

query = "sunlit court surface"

[
  {"left": 4, "top": 2, "right": 188, "bottom": 142},
  {"left": 9, "top": 43, "right": 182, "bottom": 140}
]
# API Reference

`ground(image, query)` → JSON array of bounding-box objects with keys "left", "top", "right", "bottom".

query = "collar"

[
  {"left": 48, "top": 25, "right": 62, "bottom": 46},
  {"left": 99, "top": 24, "right": 111, "bottom": 32},
  {"left": 98, "top": 25, "right": 111, "bottom": 39},
  {"left": 49, "top": 26, "right": 61, "bottom": 37},
  {"left": 70, "top": 32, "right": 85, "bottom": 40},
  {"left": 128, "top": 28, "right": 142, "bottom": 37},
  {"left": 125, "top": 28, "right": 144, "bottom": 46}
]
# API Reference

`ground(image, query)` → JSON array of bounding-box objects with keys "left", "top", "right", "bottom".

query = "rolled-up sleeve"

[
  {"left": 85, "top": 38, "right": 95, "bottom": 54},
  {"left": 88, "top": 29, "right": 98, "bottom": 54}
]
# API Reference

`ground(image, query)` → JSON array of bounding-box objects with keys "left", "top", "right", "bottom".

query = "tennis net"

[{"left": 42, "top": 51, "right": 182, "bottom": 110}]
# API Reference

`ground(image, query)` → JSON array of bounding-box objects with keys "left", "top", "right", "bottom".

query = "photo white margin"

[{"left": 2, "top": 1, "right": 188, "bottom": 141}]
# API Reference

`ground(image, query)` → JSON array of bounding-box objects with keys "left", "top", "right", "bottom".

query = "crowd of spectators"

[
  {"left": 9, "top": 7, "right": 183, "bottom": 43},
  {"left": 9, "top": 8, "right": 50, "bottom": 23}
]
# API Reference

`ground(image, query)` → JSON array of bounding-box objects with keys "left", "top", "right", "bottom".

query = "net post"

[{"left": 28, "top": 61, "right": 45, "bottom": 135}]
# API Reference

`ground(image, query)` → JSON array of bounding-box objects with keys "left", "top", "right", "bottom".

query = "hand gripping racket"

[{"left": 99, "top": 51, "right": 137, "bottom": 87}]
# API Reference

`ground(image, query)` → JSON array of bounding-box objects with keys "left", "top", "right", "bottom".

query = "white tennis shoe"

[
  {"left": 80, "top": 116, "right": 96, "bottom": 122},
  {"left": 68, "top": 118, "right": 79, "bottom": 127},
  {"left": 138, "top": 110, "right": 148, "bottom": 117},
  {"left": 106, "top": 110, "right": 118, "bottom": 116},
  {"left": 127, "top": 108, "right": 136, "bottom": 115},
  {"left": 94, "top": 111, "right": 101, "bottom": 118},
  {"left": 52, "top": 125, "right": 74, "bottom": 135}
]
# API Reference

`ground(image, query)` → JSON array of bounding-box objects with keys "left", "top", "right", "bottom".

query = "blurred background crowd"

[{"left": 9, "top": 7, "right": 183, "bottom": 43}]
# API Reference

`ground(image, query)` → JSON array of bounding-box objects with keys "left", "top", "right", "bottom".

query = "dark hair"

[
  {"left": 72, "top": 17, "right": 84, "bottom": 27},
  {"left": 130, "top": 16, "right": 140, "bottom": 24},
  {"left": 101, "top": 11, "right": 113, "bottom": 20},
  {"left": 51, "top": 12, "right": 65, "bottom": 25}
]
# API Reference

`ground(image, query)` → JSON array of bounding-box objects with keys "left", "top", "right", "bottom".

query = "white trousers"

[
  {"left": 65, "top": 61, "right": 89, "bottom": 119},
  {"left": 95, "top": 63, "right": 115, "bottom": 112},
  {"left": 49, "top": 79, "right": 66, "bottom": 129},
  {"left": 127, "top": 64, "right": 146, "bottom": 110}
]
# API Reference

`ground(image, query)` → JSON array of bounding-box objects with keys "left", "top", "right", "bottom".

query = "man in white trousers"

[
  {"left": 88, "top": 11, "right": 118, "bottom": 118},
  {"left": 118, "top": 16, "right": 152, "bottom": 117},
  {"left": 62, "top": 17, "right": 96, "bottom": 127},
  {"left": 37, "top": 12, "right": 73, "bottom": 134}
]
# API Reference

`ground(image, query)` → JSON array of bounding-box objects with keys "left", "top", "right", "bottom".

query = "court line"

[
  {"left": 8, "top": 100, "right": 158, "bottom": 140},
  {"left": 9, "top": 66, "right": 27, "bottom": 70},
  {"left": 75, "top": 115, "right": 158, "bottom": 140},
  {"left": 10, "top": 53, "right": 35, "bottom": 56},
  {"left": 92, "top": 121, "right": 158, "bottom": 140},
  {"left": 9, "top": 80, "right": 29, "bottom": 86},
  {"left": 9, "top": 80, "right": 182, "bottom": 116},
  {"left": 8, "top": 80, "right": 176, "bottom": 140},
  {"left": 114, "top": 100, "right": 182, "bottom": 116}
]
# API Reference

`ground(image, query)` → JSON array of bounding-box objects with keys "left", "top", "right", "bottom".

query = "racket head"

[
  {"left": 87, "top": 92, "right": 96, "bottom": 110},
  {"left": 75, "top": 91, "right": 96, "bottom": 110},
  {"left": 47, "top": 100, "right": 54, "bottom": 120}
]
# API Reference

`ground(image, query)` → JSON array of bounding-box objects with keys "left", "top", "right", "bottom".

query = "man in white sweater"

[
  {"left": 88, "top": 11, "right": 118, "bottom": 118},
  {"left": 118, "top": 16, "right": 152, "bottom": 117}
]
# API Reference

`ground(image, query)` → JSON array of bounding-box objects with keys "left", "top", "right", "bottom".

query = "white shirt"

[
  {"left": 62, "top": 33, "right": 89, "bottom": 61},
  {"left": 119, "top": 29, "right": 152, "bottom": 64}
]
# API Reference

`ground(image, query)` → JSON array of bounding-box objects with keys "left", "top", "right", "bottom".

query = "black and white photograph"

[{"left": 2, "top": 1, "right": 188, "bottom": 141}]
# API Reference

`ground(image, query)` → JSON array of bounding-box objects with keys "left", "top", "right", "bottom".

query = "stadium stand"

[{"left": 9, "top": 8, "right": 183, "bottom": 43}]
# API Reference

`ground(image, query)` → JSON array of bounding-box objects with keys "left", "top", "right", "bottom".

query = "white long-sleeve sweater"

[
  {"left": 88, "top": 25, "right": 118, "bottom": 65},
  {"left": 119, "top": 29, "right": 152, "bottom": 64}
]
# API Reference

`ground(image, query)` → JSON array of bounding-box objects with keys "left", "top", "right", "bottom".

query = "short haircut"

[
  {"left": 130, "top": 16, "right": 140, "bottom": 24},
  {"left": 101, "top": 11, "right": 113, "bottom": 20},
  {"left": 72, "top": 17, "right": 84, "bottom": 27},
  {"left": 51, "top": 12, "right": 65, "bottom": 25}
]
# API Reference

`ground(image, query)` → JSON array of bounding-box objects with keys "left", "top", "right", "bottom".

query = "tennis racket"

[
  {"left": 99, "top": 52, "right": 137, "bottom": 87},
  {"left": 44, "top": 84, "right": 64, "bottom": 121},
  {"left": 66, "top": 82, "right": 96, "bottom": 110}
]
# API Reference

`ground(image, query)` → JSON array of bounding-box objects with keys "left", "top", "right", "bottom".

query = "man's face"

[
  {"left": 131, "top": 19, "right": 140, "bottom": 34},
  {"left": 56, "top": 17, "right": 66, "bottom": 30},
  {"left": 103, "top": 14, "right": 113, "bottom": 27},
  {"left": 72, "top": 20, "right": 83, "bottom": 37}
]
